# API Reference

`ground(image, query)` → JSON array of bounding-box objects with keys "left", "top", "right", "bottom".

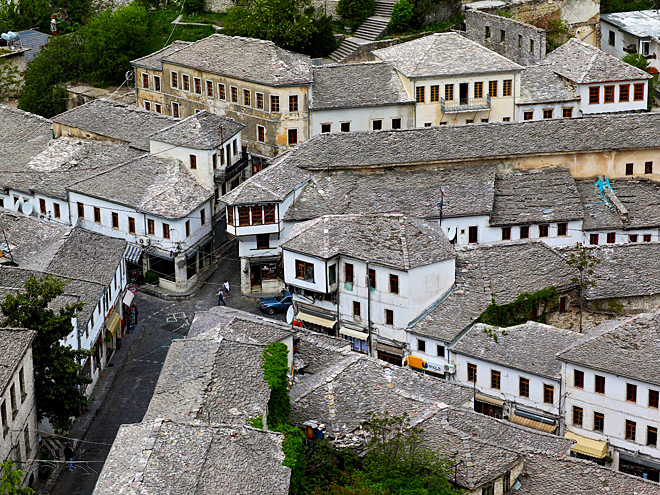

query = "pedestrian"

[
  {"left": 223, "top": 280, "right": 230, "bottom": 297},
  {"left": 131, "top": 302, "right": 139, "bottom": 324},
  {"left": 216, "top": 288, "right": 226, "bottom": 306},
  {"left": 64, "top": 443, "right": 74, "bottom": 471}
]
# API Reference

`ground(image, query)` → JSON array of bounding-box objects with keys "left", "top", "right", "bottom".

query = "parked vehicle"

[{"left": 258, "top": 291, "right": 293, "bottom": 315}]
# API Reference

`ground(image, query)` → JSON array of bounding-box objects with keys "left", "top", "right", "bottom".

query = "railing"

[
  {"left": 441, "top": 94, "right": 491, "bottom": 113},
  {"left": 215, "top": 151, "right": 249, "bottom": 184}
]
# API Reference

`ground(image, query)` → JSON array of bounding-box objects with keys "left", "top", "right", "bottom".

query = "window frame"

[
  {"left": 627, "top": 383, "right": 638, "bottom": 403},
  {"left": 557, "top": 222, "right": 568, "bottom": 236},
  {"left": 488, "top": 80, "right": 498, "bottom": 97},
  {"left": 607, "top": 232, "right": 616, "bottom": 243},
  {"left": 171, "top": 102, "right": 180, "bottom": 118},
  {"left": 539, "top": 224, "right": 549, "bottom": 237},
  {"left": 345, "top": 263, "right": 354, "bottom": 284},
  {"left": 256, "top": 92, "right": 264, "bottom": 109},
  {"left": 182, "top": 74, "right": 190, "bottom": 92},
  {"left": 474, "top": 81, "right": 483, "bottom": 99},
  {"left": 645, "top": 161, "right": 653, "bottom": 174},
  {"left": 353, "top": 300, "right": 361, "bottom": 317},
  {"left": 594, "top": 411, "right": 604, "bottom": 432},
  {"left": 595, "top": 375, "right": 606, "bottom": 394},
  {"left": 634, "top": 83, "right": 645, "bottom": 101},
  {"left": 270, "top": 95, "right": 280, "bottom": 112},
  {"left": 77, "top": 202, "right": 84, "bottom": 218},
  {"left": 190, "top": 154, "right": 197, "bottom": 170},
  {"left": 588, "top": 86, "right": 599, "bottom": 105},
  {"left": 626, "top": 419, "right": 636, "bottom": 441},
  {"left": 93, "top": 207, "right": 101, "bottom": 224},
  {"left": 604, "top": 85, "right": 615, "bottom": 103},
  {"left": 523, "top": 111, "right": 533, "bottom": 121},
  {"left": 230, "top": 86, "right": 238, "bottom": 103},
  {"left": 648, "top": 426, "right": 658, "bottom": 446},
  {"left": 417, "top": 338, "right": 426, "bottom": 352},
  {"left": 295, "top": 259, "right": 315, "bottom": 282},
  {"left": 468, "top": 226, "right": 478, "bottom": 244},
  {"left": 573, "top": 406, "right": 583, "bottom": 426},
  {"left": 519, "top": 377, "right": 530, "bottom": 397},
  {"left": 243, "top": 89, "right": 251, "bottom": 107},
  {"left": 257, "top": 125, "right": 266, "bottom": 142},
  {"left": 491, "top": 370, "right": 501, "bottom": 389},
  {"left": 141, "top": 72, "right": 149, "bottom": 89},
  {"left": 562, "top": 107, "right": 573, "bottom": 118},
  {"left": 543, "top": 108, "right": 553, "bottom": 119},
  {"left": 520, "top": 225, "right": 529, "bottom": 239},
  {"left": 340, "top": 122, "right": 351, "bottom": 133},
  {"left": 619, "top": 84, "right": 630, "bottom": 102},
  {"left": 287, "top": 128, "right": 298, "bottom": 146},
  {"left": 147, "top": 219, "right": 155, "bottom": 235},
  {"left": 256, "top": 233, "right": 270, "bottom": 250},
  {"left": 501, "top": 226, "right": 511, "bottom": 240},
  {"left": 467, "top": 363, "right": 477, "bottom": 383},
  {"left": 128, "top": 217, "right": 136, "bottom": 234},
  {"left": 193, "top": 77, "right": 202, "bottom": 94},
  {"left": 218, "top": 83, "right": 226, "bottom": 100},
  {"left": 574, "top": 369, "right": 584, "bottom": 388},
  {"left": 389, "top": 274, "right": 399, "bottom": 294},
  {"left": 649, "top": 389, "right": 659, "bottom": 409},
  {"left": 445, "top": 84, "right": 454, "bottom": 101},
  {"left": 385, "top": 309, "right": 394, "bottom": 325},
  {"left": 415, "top": 86, "right": 425, "bottom": 103},
  {"left": 162, "top": 223, "right": 170, "bottom": 239},
  {"left": 503, "top": 79, "right": 512, "bottom": 97},
  {"left": 289, "top": 94, "right": 299, "bottom": 112},
  {"left": 238, "top": 206, "right": 250, "bottom": 226},
  {"left": 430, "top": 85, "right": 439, "bottom": 102},
  {"left": 626, "top": 162, "right": 634, "bottom": 175},
  {"left": 590, "top": 233, "right": 599, "bottom": 245},
  {"left": 543, "top": 383, "right": 554, "bottom": 404},
  {"left": 372, "top": 119, "right": 383, "bottom": 131},
  {"left": 170, "top": 71, "right": 178, "bottom": 89}
]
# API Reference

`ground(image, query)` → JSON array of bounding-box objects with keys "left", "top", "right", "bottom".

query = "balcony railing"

[
  {"left": 215, "top": 149, "right": 249, "bottom": 184},
  {"left": 441, "top": 94, "right": 491, "bottom": 113}
]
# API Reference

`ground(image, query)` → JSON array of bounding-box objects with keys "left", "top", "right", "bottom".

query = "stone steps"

[
  {"left": 354, "top": 16, "right": 390, "bottom": 40},
  {"left": 330, "top": 38, "right": 361, "bottom": 62},
  {"left": 329, "top": 2, "right": 394, "bottom": 63}
]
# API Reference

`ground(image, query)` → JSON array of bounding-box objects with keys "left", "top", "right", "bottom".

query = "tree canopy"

[{"left": 0, "top": 460, "right": 33, "bottom": 495}]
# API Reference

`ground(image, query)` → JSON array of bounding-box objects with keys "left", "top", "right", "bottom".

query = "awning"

[
  {"left": 106, "top": 312, "right": 121, "bottom": 337},
  {"left": 122, "top": 291, "right": 134, "bottom": 306},
  {"left": 339, "top": 327, "right": 368, "bottom": 340},
  {"left": 373, "top": 342, "right": 405, "bottom": 356},
  {"left": 565, "top": 432, "right": 608, "bottom": 459},
  {"left": 124, "top": 245, "right": 143, "bottom": 264},
  {"left": 475, "top": 394, "right": 505, "bottom": 407},
  {"left": 296, "top": 311, "right": 336, "bottom": 328},
  {"left": 510, "top": 411, "right": 557, "bottom": 434}
]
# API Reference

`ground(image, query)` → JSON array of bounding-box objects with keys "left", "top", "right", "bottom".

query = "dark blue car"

[{"left": 258, "top": 291, "right": 293, "bottom": 315}]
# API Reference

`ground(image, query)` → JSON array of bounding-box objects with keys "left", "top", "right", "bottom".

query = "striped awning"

[
  {"left": 106, "top": 312, "right": 121, "bottom": 337},
  {"left": 510, "top": 411, "right": 557, "bottom": 434},
  {"left": 124, "top": 245, "right": 143, "bottom": 264},
  {"left": 296, "top": 311, "right": 336, "bottom": 328},
  {"left": 339, "top": 327, "right": 368, "bottom": 340}
]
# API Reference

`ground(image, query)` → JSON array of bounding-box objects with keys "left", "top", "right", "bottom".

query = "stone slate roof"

[
  {"left": 411, "top": 242, "right": 578, "bottom": 342},
  {"left": 310, "top": 62, "right": 413, "bottom": 110},
  {"left": 284, "top": 165, "right": 498, "bottom": 221},
  {"left": 17, "top": 29, "right": 50, "bottom": 63},
  {"left": 187, "top": 306, "right": 293, "bottom": 343},
  {"left": 576, "top": 178, "right": 660, "bottom": 231},
  {"left": 68, "top": 154, "right": 212, "bottom": 219},
  {"left": 145, "top": 338, "right": 270, "bottom": 426},
  {"left": 601, "top": 10, "right": 660, "bottom": 39},
  {"left": 453, "top": 322, "right": 583, "bottom": 379},
  {"left": 282, "top": 214, "right": 454, "bottom": 270},
  {"left": 161, "top": 35, "right": 313, "bottom": 87},
  {"left": 545, "top": 38, "right": 652, "bottom": 83},
  {"left": 51, "top": 99, "right": 178, "bottom": 151},
  {"left": 293, "top": 328, "right": 353, "bottom": 375},
  {"left": 93, "top": 420, "right": 290, "bottom": 495},
  {"left": 373, "top": 32, "right": 522, "bottom": 78},
  {"left": 149, "top": 110, "right": 244, "bottom": 150},
  {"left": 0, "top": 329, "right": 35, "bottom": 395},
  {"left": 0, "top": 105, "right": 52, "bottom": 180},
  {"left": 558, "top": 313, "right": 660, "bottom": 386},
  {"left": 131, "top": 40, "right": 191, "bottom": 70},
  {"left": 490, "top": 167, "right": 583, "bottom": 226},
  {"left": 518, "top": 64, "right": 579, "bottom": 105}
]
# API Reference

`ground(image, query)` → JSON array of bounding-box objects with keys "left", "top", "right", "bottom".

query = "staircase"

[{"left": 329, "top": 0, "right": 396, "bottom": 63}]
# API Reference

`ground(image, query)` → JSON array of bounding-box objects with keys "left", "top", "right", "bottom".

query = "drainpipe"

[{"left": 366, "top": 261, "right": 372, "bottom": 356}]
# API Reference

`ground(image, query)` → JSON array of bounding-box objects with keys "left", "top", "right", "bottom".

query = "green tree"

[
  {"left": 51, "top": 0, "right": 93, "bottom": 26},
  {"left": 183, "top": 0, "right": 205, "bottom": 15},
  {"left": 1, "top": 275, "right": 91, "bottom": 432},
  {"left": 566, "top": 244, "right": 600, "bottom": 333},
  {"left": 388, "top": 0, "right": 414, "bottom": 33},
  {"left": 622, "top": 53, "right": 656, "bottom": 110},
  {"left": 261, "top": 341, "right": 291, "bottom": 430},
  {"left": 0, "top": 460, "right": 33, "bottom": 495},
  {"left": 336, "top": 0, "right": 374, "bottom": 31},
  {"left": 0, "top": 60, "right": 20, "bottom": 102},
  {"left": 5, "top": 0, "right": 50, "bottom": 32}
]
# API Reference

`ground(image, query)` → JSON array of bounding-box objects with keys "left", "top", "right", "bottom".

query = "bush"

[
  {"left": 145, "top": 271, "right": 160, "bottom": 284},
  {"left": 388, "top": 0, "right": 414, "bottom": 33},
  {"left": 304, "top": 11, "right": 338, "bottom": 58},
  {"left": 336, "top": 0, "right": 374, "bottom": 31},
  {"left": 183, "top": 0, "right": 205, "bottom": 15}
]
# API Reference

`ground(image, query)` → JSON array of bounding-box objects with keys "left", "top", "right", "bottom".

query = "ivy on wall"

[{"left": 477, "top": 287, "right": 559, "bottom": 329}]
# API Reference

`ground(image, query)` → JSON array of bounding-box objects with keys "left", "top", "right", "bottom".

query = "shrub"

[
  {"left": 388, "top": 0, "right": 414, "bottom": 33},
  {"left": 145, "top": 271, "right": 160, "bottom": 284},
  {"left": 337, "top": 0, "right": 374, "bottom": 31},
  {"left": 183, "top": 0, "right": 205, "bottom": 15}
]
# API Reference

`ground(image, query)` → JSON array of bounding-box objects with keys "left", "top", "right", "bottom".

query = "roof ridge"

[{"left": 398, "top": 216, "right": 410, "bottom": 270}]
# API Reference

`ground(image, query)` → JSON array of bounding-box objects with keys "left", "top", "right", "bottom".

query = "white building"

[{"left": 601, "top": 10, "right": 660, "bottom": 72}]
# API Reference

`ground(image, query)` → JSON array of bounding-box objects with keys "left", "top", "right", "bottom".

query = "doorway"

[{"left": 460, "top": 83, "right": 469, "bottom": 104}]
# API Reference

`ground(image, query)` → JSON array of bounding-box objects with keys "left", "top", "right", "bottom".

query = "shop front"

[
  {"left": 250, "top": 257, "right": 282, "bottom": 293},
  {"left": 124, "top": 244, "right": 144, "bottom": 286},
  {"left": 374, "top": 342, "right": 405, "bottom": 366},
  {"left": 404, "top": 355, "right": 447, "bottom": 378},
  {"left": 474, "top": 394, "right": 504, "bottom": 419},
  {"left": 619, "top": 453, "right": 660, "bottom": 482},
  {"left": 510, "top": 408, "right": 558, "bottom": 434},
  {"left": 105, "top": 311, "right": 121, "bottom": 358},
  {"left": 564, "top": 431, "right": 608, "bottom": 465},
  {"left": 339, "top": 327, "right": 369, "bottom": 354},
  {"left": 295, "top": 309, "right": 337, "bottom": 336}
]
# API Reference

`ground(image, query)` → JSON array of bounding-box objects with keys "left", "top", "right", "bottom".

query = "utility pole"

[{"left": 438, "top": 188, "right": 445, "bottom": 227}]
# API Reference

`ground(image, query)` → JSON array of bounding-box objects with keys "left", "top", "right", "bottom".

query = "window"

[
  {"left": 289, "top": 95, "right": 299, "bottom": 112},
  {"left": 620, "top": 84, "right": 630, "bottom": 102},
  {"left": 519, "top": 377, "right": 529, "bottom": 397},
  {"left": 18, "top": 368, "right": 25, "bottom": 399},
  {"left": 391, "top": 118, "right": 402, "bottom": 129},
  {"left": 340, "top": 122, "right": 351, "bottom": 132},
  {"left": 563, "top": 107, "right": 573, "bottom": 118},
  {"left": 503, "top": 472, "right": 511, "bottom": 492},
  {"left": 77, "top": 202, "right": 84, "bottom": 218},
  {"left": 482, "top": 482, "right": 494, "bottom": 495},
  {"left": 243, "top": 89, "right": 251, "bottom": 106},
  {"left": 205, "top": 80, "right": 213, "bottom": 97},
  {"left": 445, "top": 84, "right": 454, "bottom": 101},
  {"left": 415, "top": 86, "right": 425, "bottom": 103},
  {"left": 128, "top": 217, "right": 136, "bottom": 234},
  {"left": 629, "top": 234, "right": 638, "bottom": 242},
  {"left": 648, "top": 426, "right": 658, "bottom": 446},
  {"left": 368, "top": 268, "right": 376, "bottom": 289},
  {"left": 503, "top": 79, "right": 512, "bottom": 97},
  {"left": 171, "top": 71, "right": 178, "bottom": 89},
  {"left": 24, "top": 427, "right": 30, "bottom": 456},
  {"left": 645, "top": 234, "right": 652, "bottom": 242},
  {"left": 190, "top": 154, "right": 197, "bottom": 169},
  {"left": 182, "top": 74, "right": 190, "bottom": 92},
  {"left": 264, "top": 205, "right": 276, "bottom": 224},
  {"left": 226, "top": 207, "right": 234, "bottom": 226},
  {"left": 467, "top": 363, "right": 477, "bottom": 382},
  {"left": 557, "top": 222, "right": 568, "bottom": 236},
  {"left": 543, "top": 109, "right": 553, "bottom": 119},
  {"left": 430, "top": 85, "right": 439, "bottom": 102},
  {"left": 604, "top": 85, "right": 615, "bottom": 103},
  {"left": 520, "top": 226, "right": 529, "bottom": 239},
  {"left": 154, "top": 103, "right": 162, "bottom": 114},
  {"left": 646, "top": 161, "right": 653, "bottom": 174},
  {"left": 10, "top": 384, "right": 17, "bottom": 418},
  {"left": 436, "top": 344, "right": 445, "bottom": 357},
  {"left": 385, "top": 309, "right": 394, "bottom": 325},
  {"left": 390, "top": 274, "right": 399, "bottom": 294},
  {"left": 606, "top": 232, "right": 616, "bottom": 244},
  {"left": 468, "top": 226, "right": 478, "bottom": 243},
  {"left": 295, "top": 260, "right": 314, "bottom": 282},
  {"left": 626, "top": 163, "right": 634, "bottom": 175},
  {"left": 372, "top": 120, "right": 382, "bottom": 130},
  {"left": 321, "top": 123, "right": 331, "bottom": 133},
  {"left": 142, "top": 72, "right": 149, "bottom": 89},
  {"left": 590, "top": 233, "right": 599, "bottom": 245},
  {"left": 417, "top": 338, "right": 426, "bottom": 352},
  {"left": 481, "top": 118, "right": 488, "bottom": 123},
  {"left": 256, "top": 234, "right": 270, "bottom": 249},
  {"left": 147, "top": 219, "right": 155, "bottom": 235},
  {"left": 218, "top": 83, "right": 226, "bottom": 100},
  {"left": 144, "top": 101, "right": 152, "bottom": 112},
  {"left": 491, "top": 370, "right": 501, "bottom": 389},
  {"left": 185, "top": 220, "right": 191, "bottom": 237},
  {"left": 634, "top": 83, "right": 645, "bottom": 101},
  {"left": 353, "top": 301, "right": 361, "bottom": 316},
  {"left": 589, "top": 86, "right": 599, "bottom": 104},
  {"left": 530, "top": 38, "right": 535, "bottom": 53},
  {"left": 627, "top": 383, "right": 638, "bottom": 402},
  {"left": 1, "top": 401, "right": 7, "bottom": 436},
  {"left": 539, "top": 224, "right": 549, "bottom": 237},
  {"left": 560, "top": 295, "right": 569, "bottom": 312},
  {"left": 574, "top": 369, "right": 584, "bottom": 388},
  {"left": 288, "top": 129, "right": 298, "bottom": 146},
  {"left": 257, "top": 125, "right": 265, "bottom": 142},
  {"left": 626, "top": 419, "right": 637, "bottom": 441},
  {"left": 52, "top": 202, "right": 61, "bottom": 218},
  {"left": 200, "top": 208, "right": 206, "bottom": 225},
  {"left": 518, "top": 34, "right": 523, "bottom": 48},
  {"left": 238, "top": 206, "right": 250, "bottom": 226},
  {"left": 544, "top": 384, "right": 554, "bottom": 404},
  {"left": 271, "top": 95, "right": 280, "bottom": 112},
  {"left": 171, "top": 102, "right": 180, "bottom": 118},
  {"left": 485, "top": 25, "right": 491, "bottom": 39},
  {"left": 163, "top": 223, "right": 170, "bottom": 239},
  {"left": 39, "top": 198, "right": 46, "bottom": 214},
  {"left": 608, "top": 30, "right": 615, "bottom": 46},
  {"left": 329, "top": 264, "right": 336, "bottom": 285},
  {"left": 465, "top": 119, "right": 474, "bottom": 124},
  {"left": 256, "top": 92, "right": 264, "bottom": 109},
  {"left": 345, "top": 263, "right": 354, "bottom": 284},
  {"left": 523, "top": 111, "right": 533, "bottom": 121},
  {"left": 500, "top": 29, "right": 506, "bottom": 43},
  {"left": 488, "top": 80, "right": 498, "bottom": 97},
  {"left": 595, "top": 375, "right": 605, "bottom": 394},
  {"left": 650, "top": 389, "right": 659, "bottom": 408},
  {"left": 94, "top": 207, "right": 101, "bottom": 223},
  {"left": 233, "top": 140, "right": 238, "bottom": 157},
  {"left": 573, "top": 406, "right": 583, "bottom": 426},
  {"left": 501, "top": 226, "right": 511, "bottom": 240},
  {"left": 194, "top": 77, "right": 202, "bottom": 94},
  {"left": 594, "top": 412, "right": 604, "bottom": 432},
  {"left": 231, "top": 86, "right": 238, "bottom": 103},
  {"left": 474, "top": 81, "right": 483, "bottom": 99}
]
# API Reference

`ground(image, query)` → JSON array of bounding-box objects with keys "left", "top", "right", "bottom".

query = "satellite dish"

[
  {"left": 286, "top": 306, "right": 294, "bottom": 325},
  {"left": 445, "top": 225, "right": 457, "bottom": 242},
  {"left": 12, "top": 200, "right": 22, "bottom": 212},
  {"left": 21, "top": 202, "right": 33, "bottom": 215}
]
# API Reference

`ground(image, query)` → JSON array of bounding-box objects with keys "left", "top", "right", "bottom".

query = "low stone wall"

[
  {"left": 425, "top": 0, "right": 462, "bottom": 24},
  {"left": 342, "top": 32, "right": 430, "bottom": 63}
]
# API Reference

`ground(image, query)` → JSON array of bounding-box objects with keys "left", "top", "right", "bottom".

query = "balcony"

[
  {"left": 441, "top": 95, "right": 491, "bottom": 113},
  {"left": 215, "top": 148, "right": 249, "bottom": 184}
]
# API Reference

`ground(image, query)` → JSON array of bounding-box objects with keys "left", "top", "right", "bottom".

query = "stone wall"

[
  {"left": 425, "top": 0, "right": 462, "bottom": 24},
  {"left": 343, "top": 33, "right": 430, "bottom": 63},
  {"left": 465, "top": 10, "right": 546, "bottom": 65},
  {"left": 205, "top": 0, "right": 232, "bottom": 13}
]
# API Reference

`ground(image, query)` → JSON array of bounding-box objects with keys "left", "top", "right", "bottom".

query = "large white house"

[{"left": 601, "top": 10, "right": 660, "bottom": 72}]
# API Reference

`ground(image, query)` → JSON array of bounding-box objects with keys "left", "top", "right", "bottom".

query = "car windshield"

[{"left": 275, "top": 293, "right": 287, "bottom": 302}]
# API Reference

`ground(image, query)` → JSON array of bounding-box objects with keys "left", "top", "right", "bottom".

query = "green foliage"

[
  {"left": 1, "top": 275, "right": 91, "bottom": 433},
  {"left": 275, "top": 424, "right": 306, "bottom": 495},
  {"left": 622, "top": 52, "right": 649, "bottom": 71},
  {"left": 478, "top": 287, "right": 558, "bottom": 329},
  {"left": 3, "top": 0, "right": 50, "bottom": 32},
  {"left": 388, "top": 0, "right": 414, "bottom": 34},
  {"left": 306, "top": 441, "right": 361, "bottom": 493},
  {"left": 304, "top": 12, "right": 338, "bottom": 58},
  {"left": 567, "top": 243, "right": 601, "bottom": 332},
  {"left": 602, "top": 0, "right": 652, "bottom": 14},
  {"left": 545, "top": 19, "right": 570, "bottom": 52},
  {"left": 0, "top": 60, "right": 20, "bottom": 102},
  {"left": 144, "top": 270, "right": 160, "bottom": 285},
  {"left": 248, "top": 415, "right": 264, "bottom": 429},
  {"left": 1, "top": 460, "right": 33, "bottom": 495},
  {"left": 183, "top": 0, "right": 205, "bottom": 15},
  {"left": 336, "top": 0, "right": 374, "bottom": 31},
  {"left": 261, "top": 342, "right": 291, "bottom": 430},
  {"left": 52, "top": 0, "right": 93, "bottom": 25}
]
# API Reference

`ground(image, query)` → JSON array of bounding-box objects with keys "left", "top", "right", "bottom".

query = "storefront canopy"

[
  {"left": 296, "top": 311, "right": 336, "bottom": 328},
  {"left": 124, "top": 245, "right": 143, "bottom": 264},
  {"left": 475, "top": 394, "right": 505, "bottom": 407},
  {"left": 564, "top": 431, "right": 608, "bottom": 459},
  {"left": 339, "top": 327, "right": 368, "bottom": 340},
  {"left": 510, "top": 411, "right": 557, "bottom": 434},
  {"left": 106, "top": 312, "right": 121, "bottom": 337}
]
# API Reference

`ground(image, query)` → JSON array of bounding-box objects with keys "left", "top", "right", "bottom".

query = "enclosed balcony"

[{"left": 441, "top": 95, "right": 491, "bottom": 113}]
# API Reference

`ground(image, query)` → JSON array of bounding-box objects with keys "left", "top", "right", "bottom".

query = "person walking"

[
  {"left": 216, "top": 288, "right": 226, "bottom": 306},
  {"left": 223, "top": 280, "right": 230, "bottom": 298},
  {"left": 131, "top": 302, "right": 139, "bottom": 325},
  {"left": 64, "top": 443, "right": 74, "bottom": 471}
]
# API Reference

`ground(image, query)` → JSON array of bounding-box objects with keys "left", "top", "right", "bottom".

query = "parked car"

[{"left": 258, "top": 291, "right": 293, "bottom": 315}]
